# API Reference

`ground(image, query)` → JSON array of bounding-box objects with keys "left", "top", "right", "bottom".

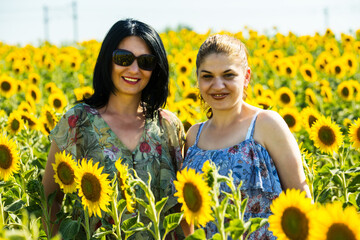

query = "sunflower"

[
  {"left": 26, "top": 84, "right": 42, "bottom": 104},
  {"left": 253, "top": 83, "right": 264, "bottom": 97},
  {"left": 17, "top": 101, "right": 35, "bottom": 113},
  {"left": 349, "top": 80, "right": 360, "bottom": 101},
  {"left": 268, "top": 188, "right": 316, "bottom": 240},
  {"left": 40, "top": 105, "right": 58, "bottom": 131},
  {"left": 301, "top": 107, "right": 321, "bottom": 133},
  {"left": 115, "top": 158, "right": 135, "bottom": 213},
  {"left": 176, "top": 75, "right": 192, "bottom": 91},
  {"left": 0, "top": 75, "right": 17, "bottom": 98},
  {"left": 305, "top": 88, "right": 318, "bottom": 107},
  {"left": 300, "top": 64, "right": 317, "bottom": 82},
  {"left": 0, "top": 133, "right": 20, "bottom": 181},
  {"left": 342, "top": 53, "right": 358, "bottom": 77},
  {"left": 337, "top": 81, "right": 354, "bottom": 101},
  {"left": 255, "top": 96, "right": 274, "bottom": 110},
  {"left": 349, "top": 118, "right": 360, "bottom": 151},
  {"left": 28, "top": 73, "right": 41, "bottom": 85},
  {"left": 44, "top": 82, "right": 59, "bottom": 94},
  {"left": 311, "top": 202, "right": 360, "bottom": 240},
  {"left": 309, "top": 116, "right": 344, "bottom": 154},
  {"left": 174, "top": 167, "right": 213, "bottom": 227},
  {"left": 52, "top": 151, "right": 78, "bottom": 194},
  {"left": 6, "top": 111, "right": 24, "bottom": 135},
  {"left": 279, "top": 107, "right": 302, "bottom": 132},
  {"left": 320, "top": 86, "right": 333, "bottom": 103},
  {"left": 280, "top": 58, "right": 297, "bottom": 78},
  {"left": 74, "top": 86, "right": 94, "bottom": 101},
  {"left": 327, "top": 59, "right": 346, "bottom": 79},
  {"left": 48, "top": 92, "right": 68, "bottom": 113},
  {"left": 75, "top": 158, "right": 112, "bottom": 218},
  {"left": 19, "top": 111, "right": 38, "bottom": 130},
  {"left": 176, "top": 58, "right": 192, "bottom": 76},
  {"left": 276, "top": 87, "right": 296, "bottom": 107}
]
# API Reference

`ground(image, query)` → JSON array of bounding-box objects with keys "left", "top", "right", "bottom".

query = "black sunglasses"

[{"left": 112, "top": 49, "right": 157, "bottom": 71}]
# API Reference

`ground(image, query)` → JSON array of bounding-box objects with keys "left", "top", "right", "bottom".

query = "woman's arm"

[
  {"left": 42, "top": 141, "right": 64, "bottom": 237},
  {"left": 257, "top": 110, "right": 312, "bottom": 198}
]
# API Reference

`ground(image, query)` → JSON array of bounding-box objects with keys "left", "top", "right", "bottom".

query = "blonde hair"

[{"left": 196, "top": 34, "right": 249, "bottom": 72}]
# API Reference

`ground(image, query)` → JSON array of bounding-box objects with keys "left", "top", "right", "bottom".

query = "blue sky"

[{"left": 0, "top": 0, "right": 359, "bottom": 46}]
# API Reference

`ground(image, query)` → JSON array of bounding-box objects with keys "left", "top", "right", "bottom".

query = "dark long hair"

[{"left": 83, "top": 18, "right": 169, "bottom": 119}]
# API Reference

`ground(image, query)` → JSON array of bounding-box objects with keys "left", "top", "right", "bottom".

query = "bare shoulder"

[
  {"left": 256, "top": 109, "right": 288, "bottom": 132},
  {"left": 185, "top": 123, "right": 202, "bottom": 147}
]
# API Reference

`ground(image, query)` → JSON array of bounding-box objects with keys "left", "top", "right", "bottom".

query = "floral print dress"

[
  {"left": 183, "top": 111, "right": 282, "bottom": 239},
  {"left": 49, "top": 103, "right": 185, "bottom": 240}
]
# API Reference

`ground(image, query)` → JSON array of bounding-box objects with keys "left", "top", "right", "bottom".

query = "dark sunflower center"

[
  {"left": 84, "top": 93, "right": 92, "bottom": 99},
  {"left": 341, "top": 87, "right": 349, "bottom": 97},
  {"left": 259, "top": 103, "right": 269, "bottom": 110},
  {"left": 32, "top": 78, "right": 38, "bottom": 84},
  {"left": 286, "top": 67, "right": 292, "bottom": 74},
  {"left": 31, "top": 91, "right": 37, "bottom": 100},
  {"left": 180, "top": 66, "right": 187, "bottom": 73},
  {"left": 53, "top": 99, "right": 62, "bottom": 108},
  {"left": 57, "top": 162, "right": 75, "bottom": 185},
  {"left": 0, "top": 145, "right": 12, "bottom": 169},
  {"left": 281, "top": 207, "right": 309, "bottom": 240},
  {"left": 318, "top": 126, "right": 336, "bottom": 146},
  {"left": 281, "top": 93, "right": 291, "bottom": 104},
  {"left": 81, "top": 172, "right": 101, "bottom": 202},
  {"left": 183, "top": 182, "right": 202, "bottom": 212},
  {"left": 284, "top": 114, "right": 296, "bottom": 128},
  {"left": 46, "top": 112, "right": 54, "bottom": 127},
  {"left": 335, "top": 66, "right": 341, "bottom": 74},
  {"left": 21, "top": 116, "right": 36, "bottom": 127},
  {"left": 186, "top": 93, "right": 198, "bottom": 102},
  {"left": 1, "top": 82, "right": 11, "bottom": 92},
  {"left": 308, "top": 115, "right": 318, "bottom": 128},
  {"left": 11, "top": 119, "right": 20, "bottom": 131},
  {"left": 71, "top": 62, "right": 76, "bottom": 68},
  {"left": 348, "top": 60, "right": 353, "bottom": 67},
  {"left": 326, "top": 223, "right": 356, "bottom": 240},
  {"left": 356, "top": 127, "right": 360, "bottom": 142},
  {"left": 305, "top": 70, "right": 312, "bottom": 77}
]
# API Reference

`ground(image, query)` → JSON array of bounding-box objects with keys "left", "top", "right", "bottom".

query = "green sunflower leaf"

[
  {"left": 163, "top": 212, "right": 183, "bottom": 233},
  {"left": 4, "top": 199, "right": 25, "bottom": 212},
  {"left": 185, "top": 228, "right": 206, "bottom": 240},
  {"left": 59, "top": 218, "right": 81, "bottom": 240},
  {"left": 225, "top": 219, "right": 245, "bottom": 239},
  {"left": 155, "top": 196, "right": 168, "bottom": 215}
]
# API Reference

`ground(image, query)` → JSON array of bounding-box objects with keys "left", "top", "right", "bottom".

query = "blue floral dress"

[{"left": 183, "top": 111, "right": 282, "bottom": 239}]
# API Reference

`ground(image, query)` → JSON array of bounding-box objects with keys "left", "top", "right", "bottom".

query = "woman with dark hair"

[{"left": 42, "top": 19, "right": 186, "bottom": 239}]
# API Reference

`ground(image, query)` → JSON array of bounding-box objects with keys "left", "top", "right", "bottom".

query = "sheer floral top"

[
  {"left": 183, "top": 111, "right": 282, "bottom": 239},
  {"left": 49, "top": 103, "right": 185, "bottom": 239}
]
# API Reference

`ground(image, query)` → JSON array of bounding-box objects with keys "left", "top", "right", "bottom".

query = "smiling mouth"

[
  {"left": 211, "top": 93, "right": 229, "bottom": 99},
  {"left": 122, "top": 76, "right": 140, "bottom": 84}
]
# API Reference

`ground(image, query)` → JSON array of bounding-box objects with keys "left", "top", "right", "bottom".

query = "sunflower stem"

[
  {"left": 84, "top": 209, "right": 91, "bottom": 240},
  {"left": 111, "top": 191, "right": 122, "bottom": 240}
]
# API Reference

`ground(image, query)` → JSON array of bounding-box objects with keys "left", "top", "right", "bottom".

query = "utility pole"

[
  {"left": 43, "top": 5, "right": 49, "bottom": 42},
  {"left": 72, "top": 1, "right": 78, "bottom": 42}
]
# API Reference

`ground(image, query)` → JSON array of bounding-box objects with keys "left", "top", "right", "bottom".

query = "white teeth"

[
  {"left": 123, "top": 77, "right": 138, "bottom": 82},
  {"left": 214, "top": 94, "right": 225, "bottom": 97}
]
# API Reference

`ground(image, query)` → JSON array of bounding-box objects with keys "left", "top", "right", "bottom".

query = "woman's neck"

[
  {"left": 209, "top": 101, "right": 248, "bottom": 129},
  {"left": 101, "top": 93, "right": 143, "bottom": 117}
]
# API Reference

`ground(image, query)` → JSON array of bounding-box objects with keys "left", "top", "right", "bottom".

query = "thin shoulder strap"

[
  {"left": 245, "top": 111, "right": 262, "bottom": 140},
  {"left": 195, "top": 122, "right": 205, "bottom": 145}
]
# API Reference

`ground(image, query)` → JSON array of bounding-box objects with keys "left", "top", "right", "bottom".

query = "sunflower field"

[{"left": 0, "top": 27, "right": 360, "bottom": 239}]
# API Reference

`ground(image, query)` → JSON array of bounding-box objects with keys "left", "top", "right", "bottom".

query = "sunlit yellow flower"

[
  {"left": 26, "top": 84, "right": 42, "bottom": 104},
  {"left": 115, "top": 158, "right": 135, "bottom": 213},
  {"left": 309, "top": 116, "right": 344, "bottom": 154},
  {"left": 19, "top": 111, "right": 38, "bottom": 130},
  {"left": 17, "top": 101, "right": 35, "bottom": 113},
  {"left": 320, "top": 86, "right": 333, "bottom": 103},
  {"left": 269, "top": 188, "right": 316, "bottom": 240},
  {"left": 27, "top": 73, "right": 41, "bottom": 85},
  {"left": 0, "top": 75, "right": 17, "bottom": 98},
  {"left": 174, "top": 167, "right": 213, "bottom": 227},
  {"left": 305, "top": 88, "right": 318, "bottom": 107},
  {"left": 12, "top": 60, "right": 25, "bottom": 75},
  {"left": 45, "top": 82, "right": 59, "bottom": 94},
  {"left": 337, "top": 81, "right": 354, "bottom": 101},
  {"left": 6, "top": 111, "right": 24, "bottom": 135},
  {"left": 74, "top": 86, "right": 94, "bottom": 101},
  {"left": 41, "top": 104, "right": 58, "bottom": 130},
  {"left": 312, "top": 202, "right": 360, "bottom": 240},
  {"left": 276, "top": 87, "right": 296, "bottom": 107},
  {"left": 301, "top": 107, "right": 321, "bottom": 133},
  {"left": 279, "top": 107, "right": 302, "bottom": 132},
  {"left": 75, "top": 158, "right": 112, "bottom": 218},
  {"left": 176, "top": 75, "right": 192, "bottom": 90},
  {"left": 300, "top": 64, "right": 317, "bottom": 82},
  {"left": 349, "top": 118, "right": 360, "bottom": 151},
  {"left": 342, "top": 53, "right": 358, "bottom": 77},
  {"left": 327, "top": 59, "right": 347, "bottom": 79},
  {"left": 349, "top": 79, "right": 360, "bottom": 101},
  {"left": 253, "top": 83, "right": 264, "bottom": 97},
  {"left": 280, "top": 58, "right": 297, "bottom": 78},
  {"left": 52, "top": 151, "right": 78, "bottom": 194},
  {"left": 48, "top": 92, "right": 68, "bottom": 113},
  {"left": 254, "top": 96, "right": 273, "bottom": 110},
  {"left": 0, "top": 133, "right": 20, "bottom": 181},
  {"left": 176, "top": 58, "right": 193, "bottom": 76}
]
